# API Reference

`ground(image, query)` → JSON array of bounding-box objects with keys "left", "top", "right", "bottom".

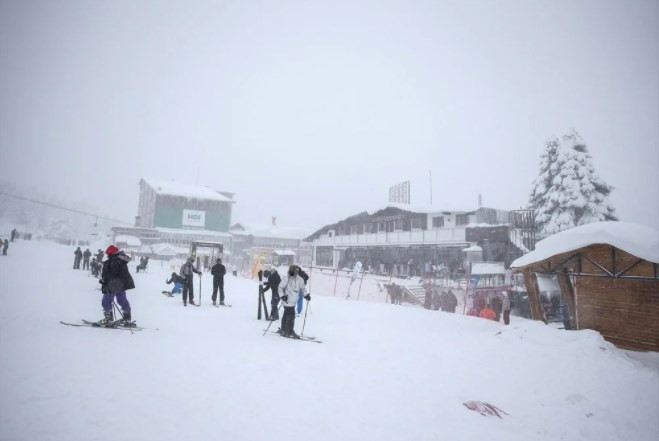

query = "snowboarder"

[
  {"left": 164, "top": 272, "right": 186, "bottom": 296},
  {"left": 136, "top": 256, "right": 149, "bottom": 273},
  {"left": 262, "top": 266, "right": 281, "bottom": 320},
  {"left": 73, "top": 247, "right": 83, "bottom": 269},
  {"left": 278, "top": 265, "right": 310, "bottom": 339},
  {"left": 210, "top": 257, "right": 226, "bottom": 305},
  {"left": 82, "top": 248, "right": 92, "bottom": 270},
  {"left": 98, "top": 244, "right": 134, "bottom": 326},
  {"left": 2, "top": 238, "right": 8, "bottom": 255},
  {"left": 180, "top": 256, "right": 202, "bottom": 306}
]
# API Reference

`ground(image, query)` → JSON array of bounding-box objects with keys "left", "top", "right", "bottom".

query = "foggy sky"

[{"left": 1, "top": 0, "right": 657, "bottom": 233}]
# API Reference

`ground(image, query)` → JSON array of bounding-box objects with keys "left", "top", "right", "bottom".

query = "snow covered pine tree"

[{"left": 529, "top": 130, "right": 617, "bottom": 234}]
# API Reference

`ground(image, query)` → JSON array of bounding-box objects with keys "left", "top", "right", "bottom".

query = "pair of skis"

[
  {"left": 60, "top": 319, "right": 144, "bottom": 332},
  {"left": 264, "top": 329, "right": 322, "bottom": 344}
]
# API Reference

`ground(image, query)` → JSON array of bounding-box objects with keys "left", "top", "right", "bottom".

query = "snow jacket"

[
  {"left": 82, "top": 249, "right": 92, "bottom": 260},
  {"left": 479, "top": 307, "right": 496, "bottom": 320},
  {"left": 262, "top": 270, "right": 281, "bottom": 294},
  {"left": 180, "top": 261, "right": 201, "bottom": 280},
  {"left": 211, "top": 263, "right": 226, "bottom": 280},
  {"left": 279, "top": 273, "right": 308, "bottom": 308},
  {"left": 502, "top": 296, "right": 511, "bottom": 311},
  {"left": 101, "top": 251, "right": 135, "bottom": 293}
]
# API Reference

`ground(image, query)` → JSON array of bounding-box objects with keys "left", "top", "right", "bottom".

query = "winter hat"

[{"left": 105, "top": 244, "right": 119, "bottom": 256}]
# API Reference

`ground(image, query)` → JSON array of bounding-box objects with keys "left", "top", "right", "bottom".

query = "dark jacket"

[
  {"left": 83, "top": 249, "right": 92, "bottom": 260},
  {"left": 101, "top": 251, "right": 135, "bottom": 293},
  {"left": 262, "top": 271, "right": 281, "bottom": 293},
  {"left": 74, "top": 248, "right": 82, "bottom": 257},
  {"left": 166, "top": 272, "right": 186, "bottom": 284},
  {"left": 211, "top": 263, "right": 226, "bottom": 280}
]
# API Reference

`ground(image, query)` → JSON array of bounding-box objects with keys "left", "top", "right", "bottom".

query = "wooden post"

[
  {"left": 522, "top": 268, "right": 546, "bottom": 323},
  {"left": 557, "top": 269, "right": 576, "bottom": 330}
]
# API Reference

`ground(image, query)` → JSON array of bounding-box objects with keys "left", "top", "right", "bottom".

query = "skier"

[
  {"left": 346, "top": 260, "right": 362, "bottom": 299},
  {"left": 262, "top": 266, "right": 281, "bottom": 320},
  {"left": 96, "top": 249, "right": 104, "bottom": 262},
  {"left": 98, "top": 244, "right": 134, "bottom": 326},
  {"left": 90, "top": 257, "right": 101, "bottom": 277},
  {"left": 210, "top": 257, "right": 226, "bottom": 305},
  {"left": 73, "top": 247, "right": 83, "bottom": 269},
  {"left": 82, "top": 248, "right": 92, "bottom": 270},
  {"left": 10, "top": 229, "right": 17, "bottom": 242},
  {"left": 2, "top": 238, "right": 8, "bottom": 255},
  {"left": 278, "top": 265, "right": 310, "bottom": 339},
  {"left": 164, "top": 272, "right": 186, "bottom": 296},
  {"left": 502, "top": 291, "right": 511, "bottom": 325},
  {"left": 136, "top": 256, "right": 149, "bottom": 273},
  {"left": 180, "top": 256, "right": 202, "bottom": 306}
]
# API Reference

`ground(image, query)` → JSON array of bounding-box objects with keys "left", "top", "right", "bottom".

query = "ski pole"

[
  {"left": 301, "top": 298, "right": 310, "bottom": 336},
  {"left": 263, "top": 302, "right": 283, "bottom": 336},
  {"left": 198, "top": 276, "right": 202, "bottom": 307},
  {"left": 113, "top": 301, "right": 133, "bottom": 334}
]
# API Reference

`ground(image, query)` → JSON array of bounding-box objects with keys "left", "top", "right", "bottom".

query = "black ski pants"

[
  {"left": 83, "top": 259, "right": 90, "bottom": 270},
  {"left": 281, "top": 306, "right": 296, "bottom": 335},
  {"left": 182, "top": 278, "right": 194, "bottom": 304},
  {"left": 212, "top": 278, "right": 225, "bottom": 303},
  {"left": 269, "top": 287, "right": 280, "bottom": 320}
]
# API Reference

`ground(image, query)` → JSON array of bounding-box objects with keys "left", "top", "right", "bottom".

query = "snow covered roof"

[
  {"left": 511, "top": 221, "right": 659, "bottom": 268},
  {"left": 272, "top": 249, "right": 296, "bottom": 256},
  {"left": 115, "top": 235, "right": 142, "bottom": 247},
  {"left": 463, "top": 245, "right": 483, "bottom": 252},
  {"left": 230, "top": 224, "right": 309, "bottom": 240},
  {"left": 471, "top": 262, "right": 506, "bottom": 275},
  {"left": 141, "top": 178, "right": 233, "bottom": 203},
  {"left": 372, "top": 202, "right": 478, "bottom": 215},
  {"left": 156, "top": 227, "right": 232, "bottom": 238}
]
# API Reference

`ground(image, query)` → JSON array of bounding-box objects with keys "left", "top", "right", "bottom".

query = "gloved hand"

[
  {"left": 304, "top": 294, "right": 311, "bottom": 301},
  {"left": 98, "top": 279, "right": 105, "bottom": 285},
  {"left": 281, "top": 295, "right": 288, "bottom": 302}
]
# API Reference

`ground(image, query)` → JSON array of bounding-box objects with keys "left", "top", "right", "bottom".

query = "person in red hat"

[{"left": 98, "top": 244, "right": 135, "bottom": 326}]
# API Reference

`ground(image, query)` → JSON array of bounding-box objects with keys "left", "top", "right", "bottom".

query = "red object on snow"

[{"left": 463, "top": 401, "right": 509, "bottom": 419}]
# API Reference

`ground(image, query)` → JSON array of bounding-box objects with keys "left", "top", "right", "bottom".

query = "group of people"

[
  {"left": 72, "top": 247, "right": 108, "bottom": 277},
  {"left": 262, "top": 264, "right": 310, "bottom": 339},
  {"left": 466, "top": 292, "right": 512, "bottom": 325},
  {"left": 165, "top": 256, "right": 227, "bottom": 307}
]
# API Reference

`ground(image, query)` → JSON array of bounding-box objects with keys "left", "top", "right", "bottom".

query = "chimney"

[
  {"left": 478, "top": 194, "right": 482, "bottom": 208},
  {"left": 272, "top": 216, "right": 277, "bottom": 227}
]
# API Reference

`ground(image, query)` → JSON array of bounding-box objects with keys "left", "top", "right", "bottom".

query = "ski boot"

[
  {"left": 212, "top": 300, "right": 216, "bottom": 306},
  {"left": 121, "top": 311, "right": 134, "bottom": 327},
  {"left": 288, "top": 330, "right": 301, "bottom": 339},
  {"left": 220, "top": 301, "right": 225, "bottom": 306},
  {"left": 98, "top": 310, "right": 114, "bottom": 327}
]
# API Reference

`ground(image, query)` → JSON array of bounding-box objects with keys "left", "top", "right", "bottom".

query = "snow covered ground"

[{"left": 0, "top": 240, "right": 657, "bottom": 441}]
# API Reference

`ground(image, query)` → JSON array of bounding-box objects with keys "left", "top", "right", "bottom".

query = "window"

[
  {"left": 411, "top": 218, "right": 422, "bottom": 230},
  {"left": 394, "top": 220, "right": 403, "bottom": 231},
  {"left": 456, "top": 214, "right": 468, "bottom": 226},
  {"left": 378, "top": 222, "right": 387, "bottom": 233},
  {"left": 350, "top": 224, "right": 359, "bottom": 235},
  {"left": 432, "top": 216, "right": 444, "bottom": 228}
]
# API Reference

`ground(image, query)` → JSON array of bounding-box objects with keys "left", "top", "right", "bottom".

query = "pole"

[
  {"left": 197, "top": 276, "right": 202, "bottom": 307},
  {"left": 263, "top": 302, "right": 282, "bottom": 336},
  {"left": 356, "top": 270, "right": 366, "bottom": 300},
  {"left": 301, "top": 299, "right": 310, "bottom": 336},
  {"left": 332, "top": 268, "right": 340, "bottom": 296},
  {"left": 429, "top": 169, "right": 433, "bottom": 205}
]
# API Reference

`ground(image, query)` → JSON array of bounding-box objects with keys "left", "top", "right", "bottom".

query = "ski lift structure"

[{"left": 189, "top": 241, "right": 225, "bottom": 270}]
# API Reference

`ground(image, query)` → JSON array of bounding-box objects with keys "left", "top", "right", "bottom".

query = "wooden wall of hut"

[{"left": 575, "top": 278, "right": 658, "bottom": 351}]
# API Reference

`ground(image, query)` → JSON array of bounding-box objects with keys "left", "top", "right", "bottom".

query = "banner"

[{"left": 182, "top": 209, "right": 205, "bottom": 227}]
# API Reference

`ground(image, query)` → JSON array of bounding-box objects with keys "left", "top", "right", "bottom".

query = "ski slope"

[{"left": 0, "top": 240, "right": 657, "bottom": 441}]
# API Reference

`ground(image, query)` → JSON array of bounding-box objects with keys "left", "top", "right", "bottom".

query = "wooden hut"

[{"left": 511, "top": 222, "right": 659, "bottom": 351}]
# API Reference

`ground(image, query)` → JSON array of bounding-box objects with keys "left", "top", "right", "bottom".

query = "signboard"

[
  {"left": 388, "top": 180, "right": 410, "bottom": 204},
  {"left": 182, "top": 209, "right": 206, "bottom": 227}
]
